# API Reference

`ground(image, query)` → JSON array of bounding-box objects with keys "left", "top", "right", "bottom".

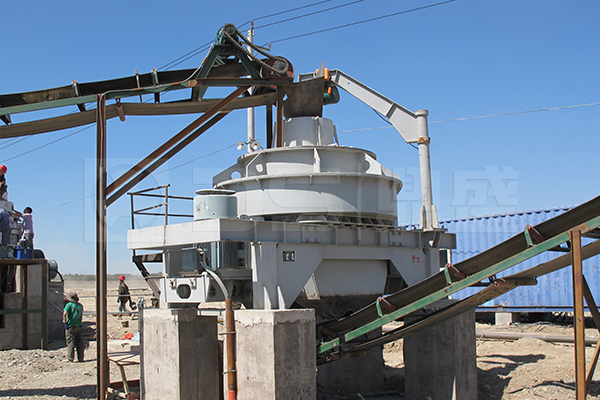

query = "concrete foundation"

[
  {"left": 235, "top": 309, "right": 316, "bottom": 400},
  {"left": 404, "top": 299, "right": 477, "bottom": 400},
  {"left": 142, "top": 308, "right": 220, "bottom": 400},
  {"left": 317, "top": 329, "right": 384, "bottom": 397},
  {"left": 495, "top": 312, "right": 521, "bottom": 326}
]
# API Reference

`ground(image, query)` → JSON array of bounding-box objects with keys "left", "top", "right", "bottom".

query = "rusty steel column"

[
  {"left": 225, "top": 297, "right": 237, "bottom": 400},
  {"left": 582, "top": 277, "right": 600, "bottom": 392},
  {"left": 96, "top": 95, "right": 109, "bottom": 400},
  {"left": 571, "top": 229, "right": 586, "bottom": 399},
  {"left": 266, "top": 104, "right": 273, "bottom": 149},
  {"left": 275, "top": 86, "right": 284, "bottom": 147}
]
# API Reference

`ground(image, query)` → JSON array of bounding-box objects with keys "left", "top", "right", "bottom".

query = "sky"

[{"left": 1, "top": 0, "right": 598, "bottom": 275}]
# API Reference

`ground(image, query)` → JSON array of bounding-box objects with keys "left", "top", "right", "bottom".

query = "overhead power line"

[
  {"left": 155, "top": 143, "right": 237, "bottom": 175},
  {"left": 35, "top": 142, "right": 240, "bottom": 214},
  {"left": 336, "top": 102, "right": 600, "bottom": 133},
  {"left": 35, "top": 194, "right": 93, "bottom": 214},
  {"left": 159, "top": 42, "right": 212, "bottom": 71},
  {"left": 269, "top": 0, "right": 456, "bottom": 44},
  {"left": 255, "top": 0, "right": 366, "bottom": 30},
  {"left": 430, "top": 102, "right": 600, "bottom": 123},
  {"left": 159, "top": 0, "right": 350, "bottom": 71},
  {"left": 0, "top": 136, "right": 30, "bottom": 150},
  {"left": 0, "top": 126, "right": 89, "bottom": 163},
  {"left": 1, "top": 0, "right": 457, "bottom": 161},
  {"left": 238, "top": 0, "right": 336, "bottom": 28}
]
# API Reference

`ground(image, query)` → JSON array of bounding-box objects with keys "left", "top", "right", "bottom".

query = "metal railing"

[{"left": 129, "top": 184, "right": 193, "bottom": 229}]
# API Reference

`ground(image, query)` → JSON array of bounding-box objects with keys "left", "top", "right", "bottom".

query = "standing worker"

[
  {"left": 63, "top": 292, "right": 84, "bottom": 362},
  {"left": 0, "top": 208, "right": 11, "bottom": 250},
  {"left": 0, "top": 165, "right": 7, "bottom": 200},
  {"left": 21, "top": 207, "right": 34, "bottom": 249},
  {"left": 118, "top": 275, "right": 131, "bottom": 315}
]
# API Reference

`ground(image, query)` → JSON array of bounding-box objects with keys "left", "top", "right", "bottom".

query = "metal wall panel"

[{"left": 436, "top": 207, "right": 600, "bottom": 311}]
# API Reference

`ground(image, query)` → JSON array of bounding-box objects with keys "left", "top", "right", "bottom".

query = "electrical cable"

[
  {"left": 34, "top": 194, "right": 94, "bottom": 214},
  {"left": 429, "top": 102, "right": 600, "bottom": 123},
  {"left": 255, "top": 0, "right": 366, "bottom": 30},
  {"left": 159, "top": 42, "right": 212, "bottom": 71},
  {"left": 0, "top": 126, "right": 89, "bottom": 163},
  {"left": 159, "top": 0, "right": 366, "bottom": 70},
  {"left": 154, "top": 143, "right": 238, "bottom": 174},
  {"left": 2, "top": 0, "right": 455, "bottom": 161},
  {"left": 237, "top": 0, "right": 336, "bottom": 29},
  {"left": 0, "top": 136, "right": 30, "bottom": 150},
  {"left": 373, "top": 109, "right": 416, "bottom": 149},
  {"left": 269, "top": 0, "right": 456, "bottom": 44},
  {"left": 337, "top": 102, "right": 600, "bottom": 133},
  {"left": 34, "top": 142, "right": 239, "bottom": 214},
  {"left": 160, "top": 1, "right": 342, "bottom": 70}
]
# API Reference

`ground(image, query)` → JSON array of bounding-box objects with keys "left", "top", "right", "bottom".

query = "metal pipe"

[
  {"left": 225, "top": 297, "right": 237, "bottom": 400},
  {"left": 266, "top": 105, "right": 273, "bottom": 148},
  {"left": 571, "top": 229, "right": 586, "bottom": 399},
  {"left": 203, "top": 268, "right": 236, "bottom": 400},
  {"left": 276, "top": 87, "right": 284, "bottom": 147},
  {"left": 415, "top": 109, "right": 436, "bottom": 230},
  {"left": 475, "top": 331, "right": 599, "bottom": 346},
  {"left": 138, "top": 297, "right": 145, "bottom": 400},
  {"left": 246, "top": 28, "right": 255, "bottom": 152},
  {"left": 96, "top": 94, "right": 109, "bottom": 400},
  {"left": 164, "top": 185, "right": 169, "bottom": 226},
  {"left": 381, "top": 324, "right": 600, "bottom": 346}
]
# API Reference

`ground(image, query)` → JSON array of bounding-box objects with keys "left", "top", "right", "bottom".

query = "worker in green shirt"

[{"left": 63, "top": 292, "right": 84, "bottom": 362}]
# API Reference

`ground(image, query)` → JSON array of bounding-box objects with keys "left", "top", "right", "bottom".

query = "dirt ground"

[
  {"left": 382, "top": 315, "right": 600, "bottom": 400},
  {"left": 1, "top": 279, "right": 600, "bottom": 399},
  {"left": 0, "top": 278, "right": 151, "bottom": 400}
]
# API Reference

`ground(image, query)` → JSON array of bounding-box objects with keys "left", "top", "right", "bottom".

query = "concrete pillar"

[
  {"left": 404, "top": 299, "right": 477, "bottom": 400},
  {"left": 142, "top": 308, "right": 220, "bottom": 400},
  {"left": 236, "top": 309, "right": 316, "bottom": 400},
  {"left": 317, "top": 329, "right": 384, "bottom": 396}
]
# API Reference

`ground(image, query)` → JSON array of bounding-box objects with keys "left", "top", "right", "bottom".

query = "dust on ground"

[{"left": 2, "top": 280, "right": 600, "bottom": 399}]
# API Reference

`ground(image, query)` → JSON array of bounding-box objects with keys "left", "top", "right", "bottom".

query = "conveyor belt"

[
  {"left": 342, "top": 238, "right": 600, "bottom": 356},
  {"left": 0, "top": 61, "right": 251, "bottom": 110},
  {"left": 321, "top": 194, "right": 600, "bottom": 338}
]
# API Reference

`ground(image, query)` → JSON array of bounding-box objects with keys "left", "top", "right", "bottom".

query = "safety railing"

[{"left": 128, "top": 184, "right": 193, "bottom": 229}]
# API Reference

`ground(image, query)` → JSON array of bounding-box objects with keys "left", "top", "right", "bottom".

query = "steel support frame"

[
  {"left": 106, "top": 86, "right": 248, "bottom": 196},
  {"left": 571, "top": 229, "right": 600, "bottom": 398},
  {"left": 96, "top": 95, "right": 109, "bottom": 400},
  {"left": 94, "top": 83, "right": 288, "bottom": 400},
  {"left": 106, "top": 111, "right": 230, "bottom": 207},
  {"left": 571, "top": 229, "right": 586, "bottom": 399},
  {"left": 318, "top": 214, "right": 600, "bottom": 355}
]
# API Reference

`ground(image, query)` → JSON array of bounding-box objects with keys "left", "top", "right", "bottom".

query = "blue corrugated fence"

[{"left": 435, "top": 207, "right": 600, "bottom": 311}]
